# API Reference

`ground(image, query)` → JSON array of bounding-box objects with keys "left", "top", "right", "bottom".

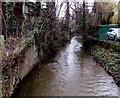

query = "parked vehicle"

[{"left": 107, "top": 28, "right": 120, "bottom": 41}]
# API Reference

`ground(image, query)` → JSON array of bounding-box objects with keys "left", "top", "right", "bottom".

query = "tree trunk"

[
  {"left": 0, "top": 1, "right": 2, "bottom": 35},
  {"left": 65, "top": 1, "right": 70, "bottom": 32}
]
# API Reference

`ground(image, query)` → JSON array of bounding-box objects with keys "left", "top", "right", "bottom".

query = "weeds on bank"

[
  {"left": 91, "top": 46, "right": 120, "bottom": 86},
  {"left": 91, "top": 46, "right": 120, "bottom": 70}
]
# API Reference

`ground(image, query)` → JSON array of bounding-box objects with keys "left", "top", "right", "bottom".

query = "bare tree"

[{"left": 65, "top": 1, "right": 70, "bottom": 31}]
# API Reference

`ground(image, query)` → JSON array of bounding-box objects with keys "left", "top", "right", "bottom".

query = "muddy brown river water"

[{"left": 13, "top": 37, "right": 119, "bottom": 97}]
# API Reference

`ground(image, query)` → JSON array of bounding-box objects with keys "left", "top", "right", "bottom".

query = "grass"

[{"left": 91, "top": 46, "right": 120, "bottom": 86}]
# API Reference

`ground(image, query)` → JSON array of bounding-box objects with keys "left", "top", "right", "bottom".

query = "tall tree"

[
  {"left": 65, "top": 1, "right": 70, "bottom": 31},
  {"left": 82, "top": 0, "right": 86, "bottom": 33},
  {"left": 0, "top": 1, "right": 2, "bottom": 35},
  {"left": 93, "top": 1, "right": 116, "bottom": 25}
]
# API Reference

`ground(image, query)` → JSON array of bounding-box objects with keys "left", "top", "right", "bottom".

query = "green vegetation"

[
  {"left": 33, "top": 2, "right": 41, "bottom": 16},
  {"left": 5, "top": 2, "right": 14, "bottom": 34},
  {"left": 91, "top": 46, "right": 120, "bottom": 67},
  {"left": 23, "top": 39, "right": 33, "bottom": 48},
  {"left": 91, "top": 46, "right": 120, "bottom": 86}
]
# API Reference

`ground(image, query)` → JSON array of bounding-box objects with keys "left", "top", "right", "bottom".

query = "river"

[{"left": 13, "top": 37, "right": 119, "bottom": 97}]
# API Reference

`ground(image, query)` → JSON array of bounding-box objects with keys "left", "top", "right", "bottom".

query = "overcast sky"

[
  {"left": 29, "top": 0, "right": 119, "bottom": 3},
  {"left": 29, "top": 0, "right": 119, "bottom": 18}
]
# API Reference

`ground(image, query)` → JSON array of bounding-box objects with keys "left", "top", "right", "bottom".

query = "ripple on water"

[{"left": 13, "top": 37, "right": 119, "bottom": 97}]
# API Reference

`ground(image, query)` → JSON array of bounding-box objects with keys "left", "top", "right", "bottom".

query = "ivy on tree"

[{"left": 5, "top": 2, "right": 14, "bottom": 34}]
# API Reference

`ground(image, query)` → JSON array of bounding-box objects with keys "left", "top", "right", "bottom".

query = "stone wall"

[
  {"left": 2, "top": 37, "right": 39, "bottom": 97},
  {"left": 1, "top": 30, "right": 70, "bottom": 97}
]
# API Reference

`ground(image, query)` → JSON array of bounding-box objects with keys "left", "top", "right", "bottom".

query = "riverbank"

[
  {"left": 83, "top": 36, "right": 120, "bottom": 87},
  {"left": 91, "top": 45, "right": 120, "bottom": 87},
  {"left": 12, "top": 37, "right": 119, "bottom": 97},
  {"left": 2, "top": 32, "right": 70, "bottom": 97}
]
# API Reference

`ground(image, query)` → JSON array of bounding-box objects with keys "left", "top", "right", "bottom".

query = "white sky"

[
  {"left": 29, "top": 0, "right": 119, "bottom": 18},
  {"left": 56, "top": 0, "right": 119, "bottom": 17},
  {"left": 56, "top": 0, "right": 95, "bottom": 18}
]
